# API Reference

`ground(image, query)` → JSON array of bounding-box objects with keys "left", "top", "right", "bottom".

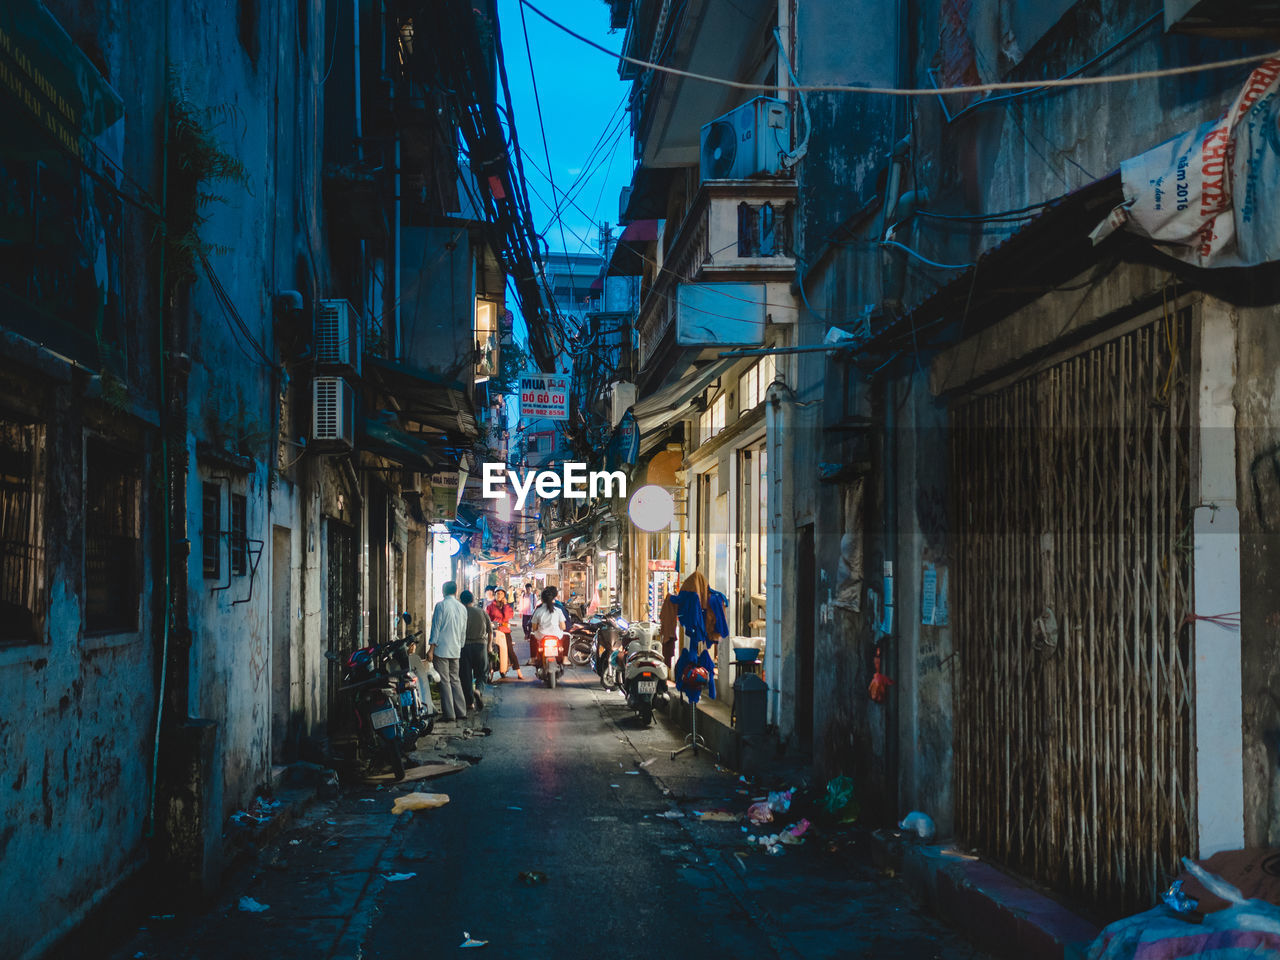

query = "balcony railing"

[{"left": 636, "top": 179, "right": 796, "bottom": 367}]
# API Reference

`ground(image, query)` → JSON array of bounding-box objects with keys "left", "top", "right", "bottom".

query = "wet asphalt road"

[
  {"left": 106, "top": 654, "right": 990, "bottom": 960},
  {"left": 361, "top": 662, "right": 988, "bottom": 960},
  {"left": 364, "top": 664, "right": 772, "bottom": 960}
]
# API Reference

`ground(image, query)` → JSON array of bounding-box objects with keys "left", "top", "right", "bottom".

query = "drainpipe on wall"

[{"left": 155, "top": 158, "right": 220, "bottom": 901}]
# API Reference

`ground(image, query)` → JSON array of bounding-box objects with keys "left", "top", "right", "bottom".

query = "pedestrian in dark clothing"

[
  {"left": 458, "top": 590, "right": 489, "bottom": 712},
  {"left": 518, "top": 582, "right": 535, "bottom": 640}
]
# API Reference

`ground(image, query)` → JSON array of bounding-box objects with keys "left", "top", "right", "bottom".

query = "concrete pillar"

[{"left": 1195, "top": 298, "right": 1244, "bottom": 856}]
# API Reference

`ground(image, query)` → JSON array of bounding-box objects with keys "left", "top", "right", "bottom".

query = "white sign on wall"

[
  {"left": 1103, "top": 57, "right": 1280, "bottom": 268},
  {"left": 675, "top": 282, "right": 765, "bottom": 347},
  {"left": 519, "top": 372, "right": 570, "bottom": 420}
]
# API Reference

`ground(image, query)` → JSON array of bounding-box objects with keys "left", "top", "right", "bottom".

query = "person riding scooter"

[{"left": 529, "top": 585, "right": 568, "bottom": 670}]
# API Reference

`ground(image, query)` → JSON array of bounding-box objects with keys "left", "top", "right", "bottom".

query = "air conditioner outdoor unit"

[
  {"left": 316, "top": 299, "right": 362, "bottom": 375},
  {"left": 609, "top": 380, "right": 637, "bottom": 427},
  {"left": 700, "top": 96, "right": 790, "bottom": 182},
  {"left": 312, "top": 376, "right": 356, "bottom": 449}
]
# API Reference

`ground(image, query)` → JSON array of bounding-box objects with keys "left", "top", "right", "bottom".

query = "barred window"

[
  {"left": 0, "top": 419, "right": 46, "bottom": 645},
  {"left": 85, "top": 438, "right": 141, "bottom": 634},
  {"left": 202, "top": 483, "right": 221, "bottom": 579},
  {"left": 231, "top": 493, "right": 247, "bottom": 576}
]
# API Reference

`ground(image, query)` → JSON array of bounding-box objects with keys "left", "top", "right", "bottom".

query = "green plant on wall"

[{"left": 165, "top": 80, "right": 248, "bottom": 297}]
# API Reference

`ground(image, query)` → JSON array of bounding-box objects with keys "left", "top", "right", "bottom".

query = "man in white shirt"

[{"left": 427, "top": 580, "right": 469, "bottom": 722}]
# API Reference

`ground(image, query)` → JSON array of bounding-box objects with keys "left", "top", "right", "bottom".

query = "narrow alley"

[
  {"left": 10, "top": 0, "right": 1280, "bottom": 957},
  {"left": 107, "top": 658, "right": 986, "bottom": 960}
]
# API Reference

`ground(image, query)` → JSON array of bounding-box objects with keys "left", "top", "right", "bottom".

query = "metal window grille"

[
  {"left": 85, "top": 438, "right": 141, "bottom": 633},
  {"left": 231, "top": 493, "right": 247, "bottom": 576},
  {"left": 952, "top": 311, "right": 1194, "bottom": 914},
  {"left": 0, "top": 420, "right": 45, "bottom": 645},
  {"left": 202, "top": 483, "right": 221, "bottom": 579}
]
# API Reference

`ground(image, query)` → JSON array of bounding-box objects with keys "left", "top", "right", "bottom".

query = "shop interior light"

[{"left": 628, "top": 484, "right": 674, "bottom": 532}]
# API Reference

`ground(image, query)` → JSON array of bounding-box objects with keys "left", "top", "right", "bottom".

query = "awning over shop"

[
  {"left": 633, "top": 357, "right": 737, "bottom": 435},
  {"left": 357, "top": 416, "right": 440, "bottom": 472},
  {"left": 607, "top": 219, "right": 659, "bottom": 277},
  {"left": 620, "top": 168, "right": 677, "bottom": 223},
  {"left": 365, "top": 355, "right": 478, "bottom": 442}
]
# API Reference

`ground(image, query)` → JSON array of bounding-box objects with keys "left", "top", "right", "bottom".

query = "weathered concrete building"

[
  {"left": 602, "top": 0, "right": 1280, "bottom": 917},
  {"left": 0, "top": 0, "right": 515, "bottom": 954}
]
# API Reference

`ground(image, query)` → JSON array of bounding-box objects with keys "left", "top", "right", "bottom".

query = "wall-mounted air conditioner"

[
  {"left": 700, "top": 97, "right": 790, "bottom": 183},
  {"left": 609, "top": 380, "right": 637, "bottom": 427},
  {"left": 316, "top": 299, "right": 362, "bottom": 375},
  {"left": 312, "top": 376, "right": 356, "bottom": 449}
]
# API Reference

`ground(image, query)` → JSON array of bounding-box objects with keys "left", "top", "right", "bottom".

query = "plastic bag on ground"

[
  {"left": 391, "top": 792, "right": 450, "bottom": 814},
  {"left": 768, "top": 790, "right": 793, "bottom": 814},
  {"left": 747, "top": 802, "right": 774, "bottom": 824},
  {"left": 821, "top": 775, "right": 860, "bottom": 822},
  {"left": 899, "top": 811, "right": 936, "bottom": 841}
]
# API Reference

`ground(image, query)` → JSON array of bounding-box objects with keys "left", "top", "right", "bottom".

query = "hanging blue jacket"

[{"left": 673, "top": 589, "right": 730, "bottom": 652}]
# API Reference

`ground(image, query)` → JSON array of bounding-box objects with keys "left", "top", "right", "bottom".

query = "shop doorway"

[
  {"left": 736, "top": 443, "right": 767, "bottom": 637},
  {"left": 325, "top": 519, "right": 358, "bottom": 729}
]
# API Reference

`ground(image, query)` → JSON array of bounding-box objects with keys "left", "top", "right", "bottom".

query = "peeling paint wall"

[
  {"left": 168, "top": 0, "right": 312, "bottom": 825},
  {"left": 0, "top": 374, "right": 160, "bottom": 959},
  {"left": 795, "top": 0, "right": 1272, "bottom": 842},
  {"left": 1234, "top": 300, "right": 1280, "bottom": 848},
  {"left": 1, "top": 0, "right": 165, "bottom": 953}
]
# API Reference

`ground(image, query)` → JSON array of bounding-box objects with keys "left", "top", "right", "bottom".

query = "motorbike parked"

[
  {"left": 568, "top": 615, "right": 603, "bottom": 666},
  {"left": 621, "top": 621, "right": 669, "bottom": 725},
  {"left": 325, "top": 613, "right": 432, "bottom": 780},
  {"left": 590, "top": 608, "right": 629, "bottom": 691}
]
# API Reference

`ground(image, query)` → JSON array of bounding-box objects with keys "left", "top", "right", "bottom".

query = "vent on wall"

[
  {"left": 312, "top": 377, "right": 356, "bottom": 449},
  {"left": 316, "top": 299, "right": 362, "bottom": 375}
]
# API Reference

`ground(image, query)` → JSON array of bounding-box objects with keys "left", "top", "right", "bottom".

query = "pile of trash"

[
  {"left": 746, "top": 818, "right": 812, "bottom": 856},
  {"left": 229, "top": 796, "right": 283, "bottom": 826},
  {"left": 686, "top": 769, "right": 869, "bottom": 861},
  {"left": 746, "top": 789, "right": 795, "bottom": 825},
  {"left": 737, "top": 787, "right": 816, "bottom": 857}
]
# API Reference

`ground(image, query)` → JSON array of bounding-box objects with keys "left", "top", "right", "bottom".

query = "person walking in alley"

[
  {"left": 487, "top": 587, "right": 523, "bottom": 680},
  {"left": 457, "top": 590, "right": 489, "bottom": 712},
  {"left": 518, "top": 582, "right": 535, "bottom": 639},
  {"left": 427, "top": 580, "right": 469, "bottom": 722}
]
